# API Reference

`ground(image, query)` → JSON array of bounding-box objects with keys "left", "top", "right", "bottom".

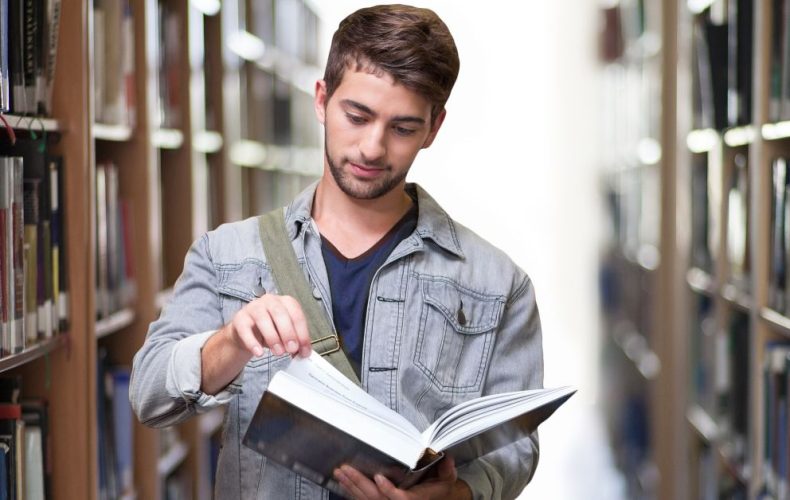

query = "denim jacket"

[{"left": 130, "top": 182, "right": 544, "bottom": 499}]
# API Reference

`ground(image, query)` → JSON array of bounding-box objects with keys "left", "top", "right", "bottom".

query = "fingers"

[
  {"left": 334, "top": 465, "right": 405, "bottom": 500},
  {"left": 278, "top": 295, "right": 312, "bottom": 357},
  {"left": 229, "top": 294, "right": 313, "bottom": 358},
  {"left": 435, "top": 455, "right": 457, "bottom": 482}
]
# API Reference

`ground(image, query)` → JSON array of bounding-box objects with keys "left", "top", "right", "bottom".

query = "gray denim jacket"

[{"left": 130, "top": 182, "right": 544, "bottom": 500}]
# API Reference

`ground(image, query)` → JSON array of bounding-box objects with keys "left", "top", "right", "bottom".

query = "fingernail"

[
  {"left": 272, "top": 344, "right": 284, "bottom": 356},
  {"left": 253, "top": 347, "right": 263, "bottom": 357},
  {"left": 374, "top": 474, "right": 385, "bottom": 486},
  {"left": 287, "top": 340, "right": 298, "bottom": 352}
]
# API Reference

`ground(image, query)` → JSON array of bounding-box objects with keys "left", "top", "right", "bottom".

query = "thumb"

[{"left": 436, "top": 455, "right": 457, "bottom": 481}]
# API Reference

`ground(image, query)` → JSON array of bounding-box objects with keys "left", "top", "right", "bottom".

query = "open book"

[{"left": 242, "top": 352, "right": 574, "bottom": 493}]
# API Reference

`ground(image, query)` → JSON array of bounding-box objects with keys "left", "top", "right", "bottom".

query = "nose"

[{"left": 359, "top": 124, "right": 386, "bottom": 164}]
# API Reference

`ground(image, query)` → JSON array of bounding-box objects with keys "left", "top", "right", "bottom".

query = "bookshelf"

[
  {"left": 602, "top": 0, "right": 790, "bottom": 497},
  {"left": 0, "top": 0, "right": 323, "bottom": 498}
]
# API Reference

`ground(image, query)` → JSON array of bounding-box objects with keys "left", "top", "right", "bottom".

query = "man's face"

[{"left": 314, "top": 68, "right": 445, "bottom": 200}]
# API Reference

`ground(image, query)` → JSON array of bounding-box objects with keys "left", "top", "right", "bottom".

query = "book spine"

[
  {"left": 11, "top": 159, "right": 23, "bottom": 353},
  {"left": 22, "top": 0, "right": 36, "bottom": 115},
  {"left": 22, "top": 179, "right": 38, "bottom": 345},
  {"left": 0, "top": 0, "right": 9, "bottom": 113},
  {"left": 43, "top": 0, "right": 60, "bottom": 116},
  {"left": 9, "top": 0, "right": 24, "bottom": 113},
  {"left": 95, "top": 164, "right": 108, "bottom": 319},
  {"left": 0, "top": 158, "right": 9, "bottom": 357}
]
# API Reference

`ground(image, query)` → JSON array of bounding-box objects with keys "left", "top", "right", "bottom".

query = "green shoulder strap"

[{"left": 258, "top": 209, "right": 361, "bottom": 386}]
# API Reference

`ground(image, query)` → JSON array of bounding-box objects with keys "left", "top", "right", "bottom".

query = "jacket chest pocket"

[
  {"left": 217, "top": 259, "right": 278, "bottom": 368},
  {"left": 414, "top": 277, "right": 505, "bottom": 393}
]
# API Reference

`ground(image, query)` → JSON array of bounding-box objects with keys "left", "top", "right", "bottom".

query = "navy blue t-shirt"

[{"left": 320, "top": 203, "right": 418, "bottom": 377}]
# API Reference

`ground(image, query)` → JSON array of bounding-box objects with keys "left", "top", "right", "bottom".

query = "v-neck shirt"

[{"left": 320, "top": 203, "right": 418, "bottom": 377}]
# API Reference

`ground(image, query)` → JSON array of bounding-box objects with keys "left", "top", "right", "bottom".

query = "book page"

[
  {"left": 265, "top": 353, "right": 425, "bottom": 467},
  {"left": 282, "top": 352, "right": 420, "bottom": 435},
  {"left": 423, "top": 386, "right": 576, "bottom": 453}
]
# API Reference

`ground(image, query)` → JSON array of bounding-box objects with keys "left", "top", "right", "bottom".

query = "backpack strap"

[{"left": 257, "top": 209, "right": 361, "bottom": 385}]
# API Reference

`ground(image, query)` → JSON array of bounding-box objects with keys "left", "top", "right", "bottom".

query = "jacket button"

[
  {"left": 252, "top": 278, "right": 266, "bottom": 298},
  {"left": 312, "top": 287, "right": 322, "bottom": 299}
]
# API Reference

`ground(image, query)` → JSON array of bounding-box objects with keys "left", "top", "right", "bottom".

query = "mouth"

[{"left": 348, "top": 162, "right": 386, "bottom": 178}]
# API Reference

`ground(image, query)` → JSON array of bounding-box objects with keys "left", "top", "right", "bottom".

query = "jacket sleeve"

[
  {"left": 455, "top": 273, "right": 544, "bottom": 500},
  {"left": 129, "top": 234, "right": 242, "bottom": 428}
]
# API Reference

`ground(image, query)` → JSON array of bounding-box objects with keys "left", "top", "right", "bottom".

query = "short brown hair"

[{"left": 323, "top": 4, "right": 460, "bottom": 123}]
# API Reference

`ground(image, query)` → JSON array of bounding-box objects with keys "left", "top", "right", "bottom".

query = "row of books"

[
  {"left": 692, "top": 0, "right": 754, "bottom": 130},
  {"left": 0, "top": 0, "right": 62, "bottom": 115},
  {"left": 0, "top": 376, "right": 50, "bottom": 500},
  {"left": 771, "top": 157, "right": 790, "bottom": 314},
  {"left": 156, "top": 0, "right": 180, "bottom": 129},
  {"left": 97, "top": 348, "right": 133, "bottom": 500},
  {"left": 691, "top": 307, "right": 751, "bottom": 470},
  {"left": 93, "top": 0, "right": 135, "bottom": 126},
  {"left": 688, "top": 151, "right": 750, "bottom": 291},
  {"left": 771, "top": 0, "right": 790, "bottom": 123},
  {"left": 95, "top": 162, "right": 135, "bottom": 320},
  {"left": 0, "top": 138, "right": 68, "bottom": 356},
  {"left": 763, "top": 343, "right": 790, "bottom": 499}
]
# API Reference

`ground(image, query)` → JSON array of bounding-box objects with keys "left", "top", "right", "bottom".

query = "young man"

[{"left": 130, "top": 5, "right": 544, "bottom": 499}]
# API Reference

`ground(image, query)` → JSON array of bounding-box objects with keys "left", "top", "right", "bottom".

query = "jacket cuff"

[
  {"left": 167, "top": 330, "right": 243, "bottom": 411},
  {"left": 456, "top": 460, "right": 499, "bottom": 500}
]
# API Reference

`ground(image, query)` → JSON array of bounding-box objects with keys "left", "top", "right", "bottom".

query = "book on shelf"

[
  {"left": 93, "top": 0, "right": 135, "bottom": 126},
  {"left": 242, "top": 352, "right": 574, "bottom": 494},
  {"left": 692, "top": 10, "right": 728, "bottom": 130},
  {"left": 97, "top": 349, "right": 134, "bottom": 499},
  {"left": 0, "top": 0, "right": 9, "bottom": 113},
  {"left": 691, "top": 154, "right": 712, "bottom": 272},
  {"left": 157, "top": 0, "right": 181, "bottom": 129},
  {"left": 690, "top": 295, "right": 716, "bottom": 413},
  {"left": 771, "top": 158, "right": 789, "bottom": 312},
  {"left": 763, "top": 343, "right": 790, "bottom": 498},
  {"left": 95, "top": 162, "right": 135, "bottom": 321},
  {"left": 726, "top": 152, "right": 750, "bottom": 291},
  {"left": 727, "top": 0, "right": 753, "bottom": 127},
  {"left": 3, "top": 0, "right": 61, "bottom": 116},
  {"left": 718, "top": 311, "right": 750, "bottom": 467}
]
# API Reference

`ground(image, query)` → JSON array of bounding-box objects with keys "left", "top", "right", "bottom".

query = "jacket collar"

[{"left": 284, "top": 181, "right": 465, "bottom": 259}]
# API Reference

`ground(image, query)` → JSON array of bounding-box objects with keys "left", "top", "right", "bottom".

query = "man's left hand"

[{"left": 333, "top": 455, "right": 472, "bottom": 500}]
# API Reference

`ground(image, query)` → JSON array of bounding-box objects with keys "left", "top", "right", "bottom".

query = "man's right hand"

[
  {"left": 200, "top": 294, "right": 312, "bottom": 395},
  {"left": 223, "top": 294, "right": 312, "bottom": 359}
]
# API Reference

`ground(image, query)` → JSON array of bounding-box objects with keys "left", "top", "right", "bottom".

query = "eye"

[
  {"left": 394, "top": 126, "right": 417, "bottom": 137},
  {"left": 346, "top": 113, "right": 366, "bottom": 125}
]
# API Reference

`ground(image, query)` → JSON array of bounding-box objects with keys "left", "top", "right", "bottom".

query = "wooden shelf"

[
  {"left": 612, "top": 328, "right": 661, "bottom": 381},
  {"left": 152, "top": 128, "right": 184, "bottom": 150},
  {"left": 762, "top": 121, "right": 790, "bottom": 141},
  {"left": 157, "top": 441, "right": 189, "bottom": 477},
  {"left": 0, "top": 114, "right": 63, "bottom": 132},
  {"left": 193, "top": 130, "right": 223, "bottom": 154},
  {"left": 722, "top": 126, "right": 756, "bottom": 147},
  {"left": 761, "top": 308, "right": 790, "bottom": 338},
  {"left": 95, "top": 308, "right": 136, "bottom": 340},
  {"left": 686, "top": 128, "right": 719, "bottom": 153},
  {"left": 687, "top": 404, "right": 720, "bottom": 443},
  {"left": 720, "top": 284, "right": 752, "bottom": 312},
  {"left": 0, "top": 336, "right": 63, "bottom": 374},
  {"left": 686, "top": 267, "right": 716, "bottom": 296},
  {"left": 93, "top": 122, "right": 134, "bottom": 142}
]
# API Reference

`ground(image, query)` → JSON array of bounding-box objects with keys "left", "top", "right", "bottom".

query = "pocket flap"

[
  {"left": 217, "top": 260, "right": 269, "bottom": 302},
  {"left": 420, "top": 278, "right": 505, "bottom": 334}
]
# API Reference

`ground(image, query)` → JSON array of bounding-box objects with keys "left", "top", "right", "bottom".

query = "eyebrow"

[{"left": 341, "top": 99, "right": 426, "bottom": 125}]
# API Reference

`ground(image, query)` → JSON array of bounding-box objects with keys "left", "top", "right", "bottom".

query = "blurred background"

[{"left": 0, "top": 0, "right": 782, "bottom": 498}]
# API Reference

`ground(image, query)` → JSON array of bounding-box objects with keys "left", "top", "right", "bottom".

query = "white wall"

[{"left": 308, "top": 2, "right": 616, "bottom": 497}]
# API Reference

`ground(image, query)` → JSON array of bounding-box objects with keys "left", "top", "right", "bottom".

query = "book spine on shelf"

[
  {"left": 10, "top": 158, "right": 23, "bottom": 354},
  {"left": 22, "top": 178, "right": 38, "bottom": 345},
  {"left": 0, "top": 0, "right": 9, "bottom": 113}
]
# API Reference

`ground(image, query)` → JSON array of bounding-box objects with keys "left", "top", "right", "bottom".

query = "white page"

[
  {"left": 423, "top": 387, "right": 575, "bottom": 451},
  {"left": 267, "top": 353, "right": 425, "bottom": 467}
]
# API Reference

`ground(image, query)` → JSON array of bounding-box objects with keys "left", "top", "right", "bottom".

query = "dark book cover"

[{"left": 242, "top": 391, "right": 441, "bottom": 495}]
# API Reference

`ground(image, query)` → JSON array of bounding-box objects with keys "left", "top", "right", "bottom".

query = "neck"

[{"left": 312, "top": 174, "right": 413, "bottom": 256}]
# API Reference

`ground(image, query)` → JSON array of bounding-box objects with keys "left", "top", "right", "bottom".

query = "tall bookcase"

[
  {"left": 601, "top": 0, "right": 790, "bottom": 498},
  {"left": 0, "top": 0, "right": 323, "bottom": 498}
]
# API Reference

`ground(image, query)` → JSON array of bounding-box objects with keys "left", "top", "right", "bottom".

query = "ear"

[
  {"left": 421, "top": 109, "right": 447, "bottom": 149},
  {"left": 314, "top": 80, "right": 328, "bottom": 124}
]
